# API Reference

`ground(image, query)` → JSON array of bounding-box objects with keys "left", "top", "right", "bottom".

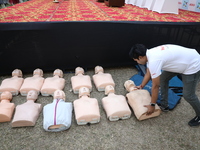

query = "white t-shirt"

[
  {"left": 146, "top": 44, "right": 200, "bottom": 78},
  {"left": 43, "top": 99, "right": 73, "bottom": 132}
]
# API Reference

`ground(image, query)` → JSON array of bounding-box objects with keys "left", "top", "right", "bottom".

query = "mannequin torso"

[
  {"left": 73, "top": 87, "right": 100, "bottom": 125},
  {"left": 124, "top": 80, "right": 161, "bottom": 120},
  {"left": 11, "top": 90, "right": 42, "bottom": 127},
  {"left": 0, "top": 91, "right": 15, "bottom": 122},
  {"left": 20, "top": 69, "right": 44, "bottom": 96},
  {"left": 0, "top": 69, "right": 24, "bottom": 95},
  {"left": 71, "top": 67, "right": 92, "bottom": 94},
  {"left": 102, "top": 85, "right": 131, "bottom": 121},
  {"left": 41, "top": 69, "right": 65, "bottom": 96},
  {"left": 43, "top": 90, "right": 72, "bottom": 132},
  {"left": 92, "top": 66, "right": 115, "bottom": 91}
]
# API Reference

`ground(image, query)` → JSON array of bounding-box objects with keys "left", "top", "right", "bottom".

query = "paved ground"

[{"left": 0, "top": 66, "right": 200, "bottom": 150}]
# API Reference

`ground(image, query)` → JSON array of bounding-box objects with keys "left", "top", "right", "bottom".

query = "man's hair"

[{"left": 129, "top": 44, "right": 147, "bottom": 59}]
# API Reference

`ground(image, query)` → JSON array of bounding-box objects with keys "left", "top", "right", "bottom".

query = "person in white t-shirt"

[{"left": 129, "top": 44, "right": 200, "bottom": 127}]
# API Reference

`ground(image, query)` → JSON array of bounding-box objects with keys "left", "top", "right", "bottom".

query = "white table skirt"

[{"left": 126, "top": 0, "right": 179, "bottom": 14}]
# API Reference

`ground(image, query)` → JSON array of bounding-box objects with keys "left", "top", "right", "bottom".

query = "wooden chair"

[{"left": 105, "top": 0, "right": 125, "bottom": 7}]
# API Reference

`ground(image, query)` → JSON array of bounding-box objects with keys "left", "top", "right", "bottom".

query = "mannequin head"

[
  {"left": 75, "top": 67, "right": 84, "bottom": 76},
  {"left": 105, "top": 85, "right": 115, "bottom": 95},
  {"left": 53, "top": 69, "right": 63, "bottom": 78},
  {"left": 79, "top": 87, "right": 90, "bottom": 98},
  {"left": 27, "top": 90, "right": 38, "bottom": 101},
  {"left": 0, "top": 91, "right": 12, "bottom": 101},
  {"left": 53, "top": 90, "right": 66, "bottom": 100},
  {"left": 95, "top": 66, "right": 104, "bottom": 74},
  {"left": 12, "top": 69, "right": 23, "bottom": 78},
  {"left": 124, "top": 80, "right": 136, "bottom": 92},
  {"left": 33, "top": 68, "right": 43, "bottom": 77}
]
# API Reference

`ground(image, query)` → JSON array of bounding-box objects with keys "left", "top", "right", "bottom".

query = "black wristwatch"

[{"left": 150, "top": 103, "right": 156, "bottom": 107}]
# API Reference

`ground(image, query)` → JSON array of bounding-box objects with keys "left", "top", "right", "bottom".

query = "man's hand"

[
  {"left": 136, "top": 85, "right": 143, "bottom": 89},
  {"left": 144, "top": 105, "right": 155, "bottom": 115}
]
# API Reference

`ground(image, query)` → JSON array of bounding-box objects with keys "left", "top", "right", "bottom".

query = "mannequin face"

[
  {"left": 27, "top": 90, "right": 38, "bottom": 101},
  {"left": 53, "top": 69, "right": 63, "bottom": 78},
  {"left": 124, "top": 80, "right": 136, "bottom": 92},
  {"left": 12, "top": 69, "right": 22, "bottom": 77},
  {"left": 75, "top": 67, "right": 84, "bottom": 75},
  {"left": 105, "top": 85, "right": 115, "bottom": 95},
  {"left": 0, "top": 91, "right": 12, "bottom": 101},
  {"left": 95, "top": 66, "right": 104, "bottom": 74},
  {"left": 79, "top": 87, "right": 90, "bottom": 98},
  {"left": 33, "top": 69, "right": 43, "bottom": 76},
  {"left": 54, "top": 90, "right": 65, "bottom": 100}
]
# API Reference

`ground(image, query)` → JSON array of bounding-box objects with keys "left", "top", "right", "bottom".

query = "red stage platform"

[{"left": 0, "top": 0, "right": 200, "bottom": 22}]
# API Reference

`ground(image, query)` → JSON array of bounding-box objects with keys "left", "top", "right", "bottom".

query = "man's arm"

[
  {"left": 139, "top": 68, "right": 151, "bottom": 88},
  {"left": 151, "top": 76, "right": 160, "bottom": 104},
  {"left": 145, "top": 75, "right": 160, "bottom": 115}
]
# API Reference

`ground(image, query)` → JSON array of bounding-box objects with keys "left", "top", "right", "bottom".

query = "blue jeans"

[{"left": 160, "top": 70, "right": 200, "bottom": 116}]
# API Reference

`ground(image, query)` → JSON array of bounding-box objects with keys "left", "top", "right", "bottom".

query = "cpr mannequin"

[
  {"left": 11, "top": 90, "right": 42, "bottom": 127},
  {"left": 0, "top": 69, "right": 24, "bottom": 96},
  {"left": 41, "top": 69, "right": 65, "bottom": 96},
  {"left": 102, "top": 85, "right": 132, "bottom": 121},
  {"left": 20, "top": 68, "right": 44, "bottom": 96},
  {"left": 73, "top": 87, "right": 100, "bottom": 125},
  {"left": 92, "top": 66, "right": 115, "bottom": 91},
  {"left": 71, "top": 67, "right": 92, "bottom": 94},
  {"left": 124, "top": 80, "right": 161, "bottom": 121},
  {"left": 0, "top": 91, "right": 15, "bottom": 122},
  {"left": 43, "top": 90, "right": 72, "bottom": 132}
]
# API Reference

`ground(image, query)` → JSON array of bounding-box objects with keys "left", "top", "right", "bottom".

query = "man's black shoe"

[
  {"left": 188, "top": 116, "right": 200, "bottom": 127},
  {"left": 157, "top": 103, "right": 169, "bottom": 112}
]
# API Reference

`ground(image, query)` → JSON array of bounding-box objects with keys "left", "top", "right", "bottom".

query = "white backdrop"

[{"left": 178, "top": 0, "right": 200, "bottom": 12}]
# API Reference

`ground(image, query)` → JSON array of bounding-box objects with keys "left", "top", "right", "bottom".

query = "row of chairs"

[{"left": 125, "top": 0, "right": 178, "bottom": 14}]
